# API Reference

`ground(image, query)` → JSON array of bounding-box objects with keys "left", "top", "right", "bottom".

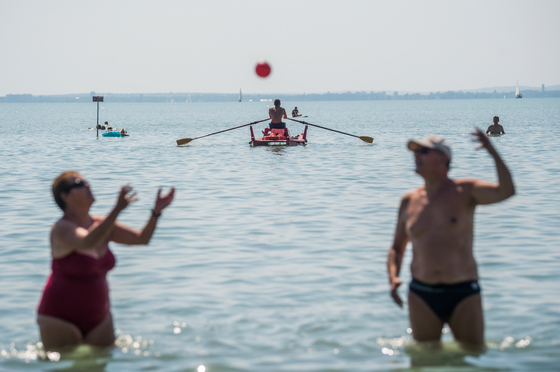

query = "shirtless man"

[
  {"left": 486, "top": 116, "right": 505, "bottom": 135},
  {"left": 269, "top": 99, "right": 288, "bottom": 129},
  {"left": 387, "top": 130, "right": 515, "bottom": 347},
  {"left": 292, "top": 107, "right": 300, "bottom": 117}
]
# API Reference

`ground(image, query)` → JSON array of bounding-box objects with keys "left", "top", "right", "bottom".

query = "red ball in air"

[{"left": 255, "top": 61, "right": 271, "bottom": 78}]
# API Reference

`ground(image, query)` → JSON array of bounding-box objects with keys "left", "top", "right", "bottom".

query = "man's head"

[
  {"left": 493, "top": 116, "right": 499, "bottom": 124},
  {"left": 407, "top": 136, "right": 451, "bottom": 176},
  {"left": 274, "top": 99, "right": 280, "bottom": 107},
  {"left": 105, "top": 121, "right": 108, "bottom": 124}
]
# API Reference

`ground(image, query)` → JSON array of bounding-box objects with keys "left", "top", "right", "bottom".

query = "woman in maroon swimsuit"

[{"left": 37, "top": 170, "right": 174, "bottom": 349}]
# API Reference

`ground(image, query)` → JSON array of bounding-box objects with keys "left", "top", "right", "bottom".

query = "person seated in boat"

[
  {"left": 292, "top": 107, "right": 300, "bottom": 117},
  {"left": 486, "top": 116, "right": 505, "bottom": 135},
  {"left": 269, "top": 99, "right": 287, "bottom": 129},
  {"left": 120, "top": 128, "right": 127, "bottom": 135}
]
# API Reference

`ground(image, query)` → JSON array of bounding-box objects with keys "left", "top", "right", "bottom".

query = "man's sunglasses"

[
  {"left": 415, "top": 147, "right": 443, "bottom": 155},
  {"left": 415, "top": 147, "right": 432, "bottom": 154},
  {"left": 64, "top": 179, "right": 88, "bottom": 193}
]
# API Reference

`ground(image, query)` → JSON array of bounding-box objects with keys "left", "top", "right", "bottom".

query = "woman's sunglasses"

[{"left": 64, "top": 179, "right": 88, "bottom": 193}]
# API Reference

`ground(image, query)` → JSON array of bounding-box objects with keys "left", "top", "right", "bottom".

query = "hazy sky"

[{"left": 1, "top": 0, "right": 559, "bottom": 96}]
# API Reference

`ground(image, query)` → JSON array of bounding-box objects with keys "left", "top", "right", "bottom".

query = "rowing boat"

[{"left": 249, "top": 125, "right": 307, "bottom": 146}]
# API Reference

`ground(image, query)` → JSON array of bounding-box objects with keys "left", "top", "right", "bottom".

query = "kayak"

[
  {"left": 249, "top": 125, "right": 307, "bottom": 146},
  {"left": 291, "top": 115, "right": 307, "bottom": 118}
]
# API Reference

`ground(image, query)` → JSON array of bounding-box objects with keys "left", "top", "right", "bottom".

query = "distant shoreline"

[{"left": 2, "top": 89, "right": 559, "bottom": 103}]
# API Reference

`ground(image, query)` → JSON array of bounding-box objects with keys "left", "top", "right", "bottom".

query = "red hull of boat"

[{"left": 250, "top": 125, "right": 307, "bottom": 146}]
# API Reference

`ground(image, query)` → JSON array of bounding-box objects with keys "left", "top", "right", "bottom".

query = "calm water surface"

[{"left": 0, "top": 99, "right": 559, "bottom": 371}]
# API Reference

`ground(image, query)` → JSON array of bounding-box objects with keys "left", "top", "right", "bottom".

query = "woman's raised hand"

[
  {"left": 153, "top": 187, "right": 175, "bottom": 215},
  {"left": 116, "top": 185, "right": 138, "bottom": 212}
]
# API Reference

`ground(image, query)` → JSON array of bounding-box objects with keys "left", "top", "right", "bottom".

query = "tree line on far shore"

[{"left": 1, "top": 89, "right": 559, "bottom": 103}]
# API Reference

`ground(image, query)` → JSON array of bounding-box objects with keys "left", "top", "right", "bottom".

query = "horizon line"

[{"left": 3, "top": 84, "right": 560, "bottom": 98}]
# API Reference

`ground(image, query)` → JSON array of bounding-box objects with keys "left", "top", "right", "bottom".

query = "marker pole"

[
  {"left": 92, "top": 96, "right": 104, "bottom": 138},
  {"left": 96, "top": 101, "right": 99, "bottom": 138}
]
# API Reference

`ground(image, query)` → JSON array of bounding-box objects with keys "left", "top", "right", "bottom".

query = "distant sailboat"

[
  {"left": 239, "top": 89, "right": 242, "bottom": 102},
  {"left": 515, "top": 81, "right": 522, "bottom": 98}
]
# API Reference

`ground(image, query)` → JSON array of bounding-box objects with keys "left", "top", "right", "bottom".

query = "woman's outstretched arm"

[
  {"left": 110, "top": 187, "right": 175, "bottom": 245},
  {"left": 51, "top": 185, "right": 135, "bottom": 258}
]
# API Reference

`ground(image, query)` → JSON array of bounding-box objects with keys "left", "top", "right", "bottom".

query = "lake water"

[{"left": 0, "top": 98, "right": 559, "bottom": 372}]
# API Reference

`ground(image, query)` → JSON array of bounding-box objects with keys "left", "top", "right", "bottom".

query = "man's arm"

[
  {"left": 470, "top": 128, "right": 515, "bottom": 205},
  {"left": 387, "top": 196, "right": 410, "bottom": 308},
  {"left": 485, "top": 125, "right": 492, "bottom": 134},
  {"left": 269, "top": 107, "right": 274, "bottom": 120},
  {"left": 282, "top": 108, "right": 288, "bottom": 119},
  {"left": 500, "top": 125, "right": 505, "bottom": 134}
]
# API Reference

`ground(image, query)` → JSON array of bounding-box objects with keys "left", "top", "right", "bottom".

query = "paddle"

[
  {"left": 286, "top": 118, "right": 373, "bottom": 143},
  {"left": 176, "top": 118, "right": 270, "bottom": 146}
]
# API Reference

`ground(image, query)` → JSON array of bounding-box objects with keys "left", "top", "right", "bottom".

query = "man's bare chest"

[{"left": 405, "top": 189, "right": 472, "bottom": 238}]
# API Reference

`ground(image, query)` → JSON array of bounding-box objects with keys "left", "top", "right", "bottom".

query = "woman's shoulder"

[
  {"left": 52, "top": 214, "right": 98, "bottom": 233},
  {"left": 52, "top": 216, "right": 74, "bottom": 231}
]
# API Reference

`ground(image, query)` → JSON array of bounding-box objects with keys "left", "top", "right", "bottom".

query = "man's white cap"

[{"left": 407, "top": 135, "right": 452, "bottom": 160}]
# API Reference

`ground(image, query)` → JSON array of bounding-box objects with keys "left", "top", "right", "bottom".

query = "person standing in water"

[
  {"left": 387, "top": 130, "right": 515, "bottom": 347},
  {"left": 269, "top": 99, "right": 288, "bottom": 129},
  {"left": 37, "top": 171, "right": 174, "bottom": 350},
  {"left": 486, "top": 116, "right": 505, "bottom": 135}
]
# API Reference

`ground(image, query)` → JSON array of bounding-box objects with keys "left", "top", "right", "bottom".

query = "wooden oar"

[
  {"left": 176, "top": 118, "right": 270, "bottom": 146},
  {"left": 286, "top": 117, "right": 373, "bottom": 143}
]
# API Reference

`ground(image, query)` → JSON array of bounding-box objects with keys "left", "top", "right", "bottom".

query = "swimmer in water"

[
  {"left": 486, "top": 116, "right": 505, "bottom": 135},
  {"left": 37, "top": 171, "right": 174, "bottom": 350},
  {"left": 387, "top": 130, "right": 514, "bottom": 348}
]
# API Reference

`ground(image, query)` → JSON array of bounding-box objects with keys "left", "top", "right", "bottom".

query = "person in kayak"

[
  {"left": 386, "top": 131, "right": 515, "bottom": 348},
  {"left": 269, "top": 99, "right": 288, "bottom": 129},
  {"left": 486, "top": 116, "right": 505, "bottom": 135},
  {"left": 292, "top": 107, "right": 300, "bottom": 117}
]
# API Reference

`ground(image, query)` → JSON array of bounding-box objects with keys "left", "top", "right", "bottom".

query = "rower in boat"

[{"left": 269, "top": 99, "right": 288, "bottom": 129}]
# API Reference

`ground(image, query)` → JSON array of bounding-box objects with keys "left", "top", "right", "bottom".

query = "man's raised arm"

[{"left": 470, "top": 128, "right": 515, "bottom": 205}]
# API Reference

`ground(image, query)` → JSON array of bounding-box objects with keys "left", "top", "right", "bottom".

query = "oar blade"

[
  {"left": 176, "top": 138, "right": 193, "bottom": 146},
  {"left": 359, "top": 136, "right": 374, "bottom": 143}
]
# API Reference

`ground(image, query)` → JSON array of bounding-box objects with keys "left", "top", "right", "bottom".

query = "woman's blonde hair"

[{"left": 52, "top": 170, "right": 79, "bottom": 211}]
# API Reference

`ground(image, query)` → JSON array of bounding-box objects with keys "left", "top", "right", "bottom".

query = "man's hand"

[
  {"left": 390, "top": 277, "right": 403, "bottom": 308},
  {"left": 472, "top": 127, "right": 497, "bottom": 155},
  {"left": 469, "top": 127, "right": 515, "bottom": 204}
]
